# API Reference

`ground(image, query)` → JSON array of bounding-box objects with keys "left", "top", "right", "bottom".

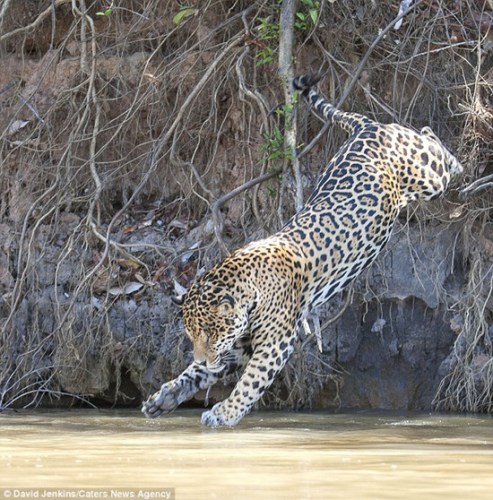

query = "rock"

[{"left": 366, "top": 223, "right": 457, "bottom": 309}]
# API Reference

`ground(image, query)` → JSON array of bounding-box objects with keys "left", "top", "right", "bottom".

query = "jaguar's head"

[
  {"left": 173, "top": 274, "right": 249, "bottom": 373},
  {"left": 420, "top": 126, "right": 463, "bottom": 180}
]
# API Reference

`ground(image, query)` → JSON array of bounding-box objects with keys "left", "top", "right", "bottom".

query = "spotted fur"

[{"left": 142, "top": 74, "right": 462, "bottom": 427}]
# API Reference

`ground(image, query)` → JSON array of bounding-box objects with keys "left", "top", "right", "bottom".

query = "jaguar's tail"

[
  {"left": 292, "top": 74, "right": 323, "bottom": 93},
  {"left": 293, "top": 74, "right": 371, "bottom": 135}
]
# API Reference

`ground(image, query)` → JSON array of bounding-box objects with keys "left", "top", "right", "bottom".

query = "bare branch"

[
  {"left": 0, "top": 0, "right": 13, "bottom": 23},
  {"left": 279, "top": 0, "right": 303, "bottom": 212},
  {"left": 0, "top": 0, "right": 72, "bottom": 44},
  {"left": 459, "top": 174, "right": 493, "bottom": 200}
]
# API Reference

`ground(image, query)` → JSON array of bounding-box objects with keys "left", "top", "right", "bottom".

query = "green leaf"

[
  {"left": 95, "top": 8, "right": 112, "bottom": 16},
  {"left": 173, "top": 8, "right": 198, "bottom": 25},
  {"left": 309, "top": 9, "right": 318, "bottom": 24}
]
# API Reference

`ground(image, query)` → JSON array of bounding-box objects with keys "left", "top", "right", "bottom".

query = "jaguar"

[{"left": 142, "top": 74, "right": 463, "bottom": 427}]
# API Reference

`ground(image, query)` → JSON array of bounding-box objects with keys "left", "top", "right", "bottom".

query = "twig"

[
  {"left": 72, "top": 0, "right": 90, "bottom": 75},
  {"left": 16, "top": 93, "right": 46, "bottom": 124},
  {"left": 170, "top": 131, "right": 214, "bottom": 201},
  {"left": 459, "top": 173, "right": 493, "bottom": 200},
  {"left": 0, "top": 0, "right": 13, "bottom": 23},
  {"left": 50, "top": 0, "right": 57, "bottom": 50},
  {"left": 236, "top": 48, "right": 270, "bottom": 137},
  {"left": 3, "top": 199, "right": 59, "bottom": 348},
  {"left": 235, "top": 45, "right": 272, "bottom": 230},
  {"left": 0, "top": 81, "right": 16, "bottom": 96}
]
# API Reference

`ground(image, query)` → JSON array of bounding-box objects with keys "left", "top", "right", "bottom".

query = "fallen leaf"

[
  {"left": 108, "top": 282, "right": 144, "bottom": 296},
  {"left": 7, "top": 119, "right": 30, "bottom": 136},
  {"left": 174, "top": 279, "right": 188, "bottom": 296}
]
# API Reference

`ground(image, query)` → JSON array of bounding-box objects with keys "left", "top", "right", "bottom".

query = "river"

[{"left": 1, "top": 409, "right": 492, "bottom": 499}]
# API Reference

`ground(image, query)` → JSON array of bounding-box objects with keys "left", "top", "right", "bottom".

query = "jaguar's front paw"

[
  {"left": 200, "top": 401, "right": 243, "bottom": 428},
  {"left": 142, "top": 382, "right": 179, "bottom": 418}
]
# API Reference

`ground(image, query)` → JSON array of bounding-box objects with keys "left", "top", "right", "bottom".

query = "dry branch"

[
  {"left": 459, "top": 173, "right": 493, "bottom": 200},
  {"left": 0, "top": 0, "right": 13, "bottom": 23},
  {"left": 0, "top": 0, "right": 72, "bottom": 44},
  {"left": 279, "top": 0, "right": 303, "bottom": 212}
]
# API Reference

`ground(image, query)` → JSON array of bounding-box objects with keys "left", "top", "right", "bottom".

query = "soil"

[{"left": 0, "top": 0, "right": 492, "bottom": 414}]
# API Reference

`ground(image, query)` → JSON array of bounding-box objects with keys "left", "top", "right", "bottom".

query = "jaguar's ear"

[
  {"left": 421, "top": 126, "right": 439, "bottom": 141},
  {"left": 172, "top": 280, "right": 188, "bottom": 306},
  {"left": 171, "top": 294, "right": 185, "bottom": 306}
]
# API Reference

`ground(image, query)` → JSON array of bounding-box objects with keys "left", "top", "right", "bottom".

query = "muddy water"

[{"left": 1, "top": 410, "right": 492, "bottom": 499}]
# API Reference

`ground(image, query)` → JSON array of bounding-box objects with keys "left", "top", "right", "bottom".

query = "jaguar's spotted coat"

[{"left": 142, "top": 74, "right": 462, "bottom": 427}]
